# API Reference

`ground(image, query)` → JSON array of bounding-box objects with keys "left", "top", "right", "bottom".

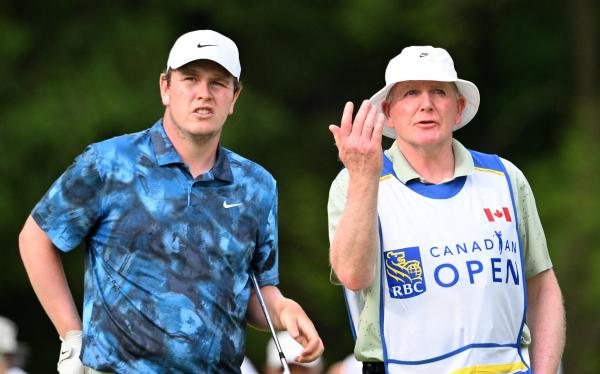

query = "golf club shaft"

[{"left": 250, "top": 272, "right": 291, "bottom": 374}]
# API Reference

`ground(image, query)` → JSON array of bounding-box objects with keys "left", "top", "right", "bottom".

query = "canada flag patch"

[{"left": 484, "top": 207, "right": 512, "bottom": 222}]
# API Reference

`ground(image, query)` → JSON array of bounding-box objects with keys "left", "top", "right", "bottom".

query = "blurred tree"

[{"left": 529, "top": 0, "right": 599, "bottom": 372}]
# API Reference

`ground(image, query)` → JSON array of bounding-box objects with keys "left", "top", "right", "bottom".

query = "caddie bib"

[{"left": 377, "top": 151, "right": 530, "bottom": 374}]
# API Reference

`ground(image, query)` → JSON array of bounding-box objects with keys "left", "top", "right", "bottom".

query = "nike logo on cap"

[
  {"left": 223, "top": 201, "right": 243, "bottom": 208},
  {"left": 197, "top": 43, "right": 217, "bottom": 48}
]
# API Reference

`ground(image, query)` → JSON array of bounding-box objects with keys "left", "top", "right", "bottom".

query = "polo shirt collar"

[
  {"left": 211, "top": 147, "right": 234, "bottom": 183},
  {"left": 384, "top": 138, "right": 475, "bottom": 184},
  {"left": 149, "top": 119, "right": 234, "bottom": 183},
  {"left": 150, "top": 119, "right": 182, "bottom": 166}
]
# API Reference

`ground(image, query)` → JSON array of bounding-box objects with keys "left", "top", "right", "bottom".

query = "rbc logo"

[{"left": 384, "top": 247, "right": 426, "bottom": 299}]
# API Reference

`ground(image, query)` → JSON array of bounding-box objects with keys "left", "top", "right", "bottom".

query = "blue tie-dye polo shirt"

[{"left": 32, "top": 119, "right": 279, "bottom": 373}]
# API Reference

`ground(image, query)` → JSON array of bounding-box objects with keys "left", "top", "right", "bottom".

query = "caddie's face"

[
  {"left": 383, "top": 80, "right": 465, "bottom": 150},
  {"left": 160, "top": 60, "right": 240, "bottom": 142}
]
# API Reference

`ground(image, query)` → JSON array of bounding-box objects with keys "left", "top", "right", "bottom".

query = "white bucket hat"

[
  {"left": 166, "top": 30, "right": 241, "bottom": 79},
  {"left": 370, "top": 46, "right": 480, "bottom": 138}
]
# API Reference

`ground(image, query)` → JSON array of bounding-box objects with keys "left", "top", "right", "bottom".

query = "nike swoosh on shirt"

[{"left": 223, "top": 201, "right": 243, "bottom": 208}]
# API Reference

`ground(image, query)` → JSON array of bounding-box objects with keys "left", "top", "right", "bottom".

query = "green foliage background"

[{"left": 0, "top": 1, "right": 598, "bottom": 372}]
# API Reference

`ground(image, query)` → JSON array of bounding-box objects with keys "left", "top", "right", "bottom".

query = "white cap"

[
  {"left": 166, "top": 30, "right": 241, "bottom": 79},
  {"left": 266, "top": 332, "right": 322, "bottom": 369},
  {"left": 0, "top": 316, "right": 18, "bottom": 354},
  {"left": 369, "top": 45, "right": 480, "bottom": 138}
]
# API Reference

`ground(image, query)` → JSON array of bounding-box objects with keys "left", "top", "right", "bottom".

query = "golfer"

[
  {"left": 328, "top": 46, "right": 564, "bottom": 373},
  {"left": 19, "top": 29, "right": 323, "bottom": 373}
]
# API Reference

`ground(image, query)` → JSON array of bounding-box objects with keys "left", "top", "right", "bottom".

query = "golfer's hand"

[
  {"left": 278, "top": 299, "right": 324, "bottom": 364},
  {"left": 329, "top": 100, "right": 385, "bottom": 179},
  {"left": 57, "top": 330, "right": 84, "bottom": 374}
]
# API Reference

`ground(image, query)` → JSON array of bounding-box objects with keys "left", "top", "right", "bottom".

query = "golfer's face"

[
  {"left": 161, "top": 60, "right": 240, "bottom": 140},
  {"left": 385, "top": 80, "right": 465, "bottom": 149}
]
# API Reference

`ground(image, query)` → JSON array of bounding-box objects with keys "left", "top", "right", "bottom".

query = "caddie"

[{"left": 328, "top": 46, "right": 565, "bottom": 374}]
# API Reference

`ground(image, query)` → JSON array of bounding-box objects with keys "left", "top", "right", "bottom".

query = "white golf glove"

[{"left": 57, "top": 330, "right": 84, "bottom": 374}]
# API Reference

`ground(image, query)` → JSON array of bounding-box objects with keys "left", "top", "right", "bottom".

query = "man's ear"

[
  {"left": 381, "top": 101, "right": 396, "bottom": 130},
  {"left": 455, "top": 95, "right": 466, "bottom": 125},
  {"left": 228, "top": 86, "right": 243, "bottom": 115},
  {"left": 381, "top": 101, "right": 390, "bottom": 118},
  {"left": 159, "top": 73, "right": 170, "bottom": 106}
]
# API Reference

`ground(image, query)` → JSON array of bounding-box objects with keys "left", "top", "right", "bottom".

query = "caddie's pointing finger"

[
  {"left": 339, "top": 101, "right": 355, "bottom": 138},
  {"left": 329, "top": 101, "right": 353, "bottom": 151}
]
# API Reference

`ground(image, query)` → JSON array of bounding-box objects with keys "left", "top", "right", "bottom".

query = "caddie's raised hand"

[
  {"left": 329, "top": 100, "right": 385, "bottom": 178},
  {"left": 57, "top": 330, "right": 84, "bottom": 374}
]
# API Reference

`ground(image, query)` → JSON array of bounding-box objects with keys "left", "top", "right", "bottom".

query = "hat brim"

[
  {"left": 168, "top": 50, "right": 241, "bottom": 79},
  {"left": 369, "top": 79, "right": 480, "bottom": 139}
]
